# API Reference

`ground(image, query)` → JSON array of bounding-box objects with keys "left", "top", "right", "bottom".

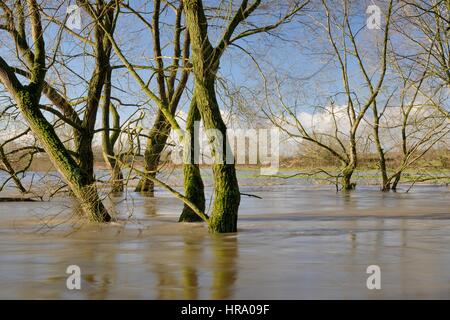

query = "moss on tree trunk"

[
  {"left": 207, "top": 163, "right": 240, "bottom": 232},
  {"left": 179, "top": 164, "right": 205, "bottom": 222},
  {"left": 179, "top": 97, "right": 205, "bottom": 222},
  {"left": 0, "top": 3, "right": 111, "bottom": 223},
  {"left": 194, "top": 79, "right": 240, "bottom": 233},
  {"left": 17, "top": 89, "right": 111, "bottom": 222},
  {"left": 341, "top": 162, "right": 356, "bottom": 191},
  {"left": 77, "top": 132, "right": 95, "bottom": 185},
  {"left": 183, "top": 0, "right": 240, "bottom": 232}
]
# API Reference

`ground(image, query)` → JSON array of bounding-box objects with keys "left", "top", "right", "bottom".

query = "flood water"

[{"left": 1, "top": 183, "right": 450, "bottom": 299}]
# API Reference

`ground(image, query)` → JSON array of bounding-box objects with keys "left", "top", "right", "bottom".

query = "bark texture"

[
  {"left": 179, "top": 96, "right": 205, "bottom": 222},
  {"left": 184, "top": 0, "right": 240, "bottom": 232}
]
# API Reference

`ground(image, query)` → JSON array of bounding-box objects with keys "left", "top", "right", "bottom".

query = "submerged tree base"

[
  {"left": 207, "top": 164, "right": 240, "bottom": 233},
  {"left": 76, "top": 184, "right": 112, "bottom": 223},
  {"left": 135, "top": 178, "right": 155, "bottom": 194},
  {"left": 341, "top": 166, "right": 356, "bottom": 191},
  {"left": 179, "top": 164, "right": 205, "bottom": 223}
]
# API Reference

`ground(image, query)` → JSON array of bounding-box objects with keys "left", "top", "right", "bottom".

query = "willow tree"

[
  {"left": 130, "top": 1, "right": 194, "bottom": 195},
  {"left": 183, "top": 0, "right": 309, "bottom": 232},
  {"left": 100, "top": 1, "right": 206, "bottom": 222},
  {"left": 377, "top": 0, "right": 450, "bottom": 189},
  {"left": 90, "top": 2, "right": 124, "bottom": 193},
  {"left": 377, "top": 54, "right": 450, "bottom": 191},
  {"left": 178, "top": 94, "right": 205, "bottom": 222},
  {"left": 323, "top": 0, "right": 391, "bottom": 190},
  {"left": 264, "top": 0, "right": 392, "bottom": 191},
  {"left": 72, "top": 0, "right": 121, "bottom": 190},
  {"left": 368, "top": 0, "right": 450, "bottom": 190},
  {"left": 38, "top": 0, "right": 124, "bottom": 192},
  {"left": 0, "top": 0, "right": 110, "bottom": 221},
  {"left": 394, "top": 0, "right": 450, "bottom": 120}
]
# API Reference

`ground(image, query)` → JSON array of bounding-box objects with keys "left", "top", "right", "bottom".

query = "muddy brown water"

[{"left": 0, "top": 184, "right": 449, "bottom": 299}]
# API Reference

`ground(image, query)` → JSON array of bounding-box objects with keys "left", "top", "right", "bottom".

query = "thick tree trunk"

[
  {"left": 77, "top": 131, "right": 95, "bottom": 185},
  {"left": 208, "top": 163, "right": 240, "bottom": 232},
  {"left": 179, "top": 164, "right": 205, "bottom": 222},
  {"left": 134, "top": 162, "right": 156, "bottom": 193},
  {"left": 76, "top": 8, "right": 113, "bottom": 188},
  {"left": 184, "top": 0, "right": 240, "bottom": 232},
  {"left": 17, "top": 89, "right": 111, "bottom": 222},
  {"left": 135, "top": 109, "right": 171, "bottom": 194},
  {"left": 195, "top": 79, "right": 240, "bottom": 233},
  {"left": 179, "top": 97, "right": 205, "bottom": 222},
  {"left": 341, "top": 165, "right": 355, "bottom": 191}
]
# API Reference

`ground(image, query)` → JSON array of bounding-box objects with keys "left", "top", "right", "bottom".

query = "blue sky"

[{"left": 0, "top": 0, "right": 440, "bottom": 132}]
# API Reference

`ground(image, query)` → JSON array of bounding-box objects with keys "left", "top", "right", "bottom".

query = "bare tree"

[
  {"left": 0, "top": 0, "right": 111, "bottom": 221},
  {"left": 395, "top": 0, "right": 450, "bottom": 119},
  {"left": 264, "top": 0, "right": 392, "bottom": 190},
  {"left": 183, "top": 0, "right": 309, "bottom": 232}
]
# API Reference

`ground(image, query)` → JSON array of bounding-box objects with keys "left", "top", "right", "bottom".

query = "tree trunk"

[
  {"left": 379, "top": 155, "right": 390, "bottom": 191},
  {"left": 101, "top": 67, "right": 123, "bottom": 193},
  {"left": 77, "top": 131, "right": 95, "bottom": 185},
  {"left": 372, "top": 103, "right": 390, "bottom": 191},
  {"left": 17, "top": 89, "right": 111, "bottom": 222},
  {"left": 102, "top": 102, "right": 123, "bottom": 192},
  {"left": 179, "top": 97, "right": 205, "bottom": 222},
  {"left": 342, "top": 138, "right": 357, "bottom": 191},
  {"left": 195, "top": 79, "right": 240, "bottom": 233},
  {"left": 183, "top": 0, "right": 240, "bottom": 232},
  {"left": 341, "top": 165, "right": 355, "bottom": 191},
  {"left": 135, "top": 109, "right": 171, "bottom": 194},
  {"left": 391, "top": 172, "right": 401, "bottom": 191}
]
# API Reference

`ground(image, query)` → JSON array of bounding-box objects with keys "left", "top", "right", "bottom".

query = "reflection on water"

[
  {"left": 0, "top": 185, "right": 449, "bottom": 299},
  {"left": 211, "top": 236, "right": 238, "bottom": 300}
]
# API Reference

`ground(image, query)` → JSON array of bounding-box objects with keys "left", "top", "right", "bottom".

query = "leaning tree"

[{"left": 0, "top": 0, "right": 115, "bottom": 221}]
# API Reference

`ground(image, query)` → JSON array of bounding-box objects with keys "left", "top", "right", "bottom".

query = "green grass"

[{"left": 235, "top": 165, "right": 450, "bottom": 185}]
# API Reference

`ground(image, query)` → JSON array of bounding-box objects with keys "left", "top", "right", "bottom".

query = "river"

[{"left": 0, "top": 182, "right": 449, "bottom": 299}]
